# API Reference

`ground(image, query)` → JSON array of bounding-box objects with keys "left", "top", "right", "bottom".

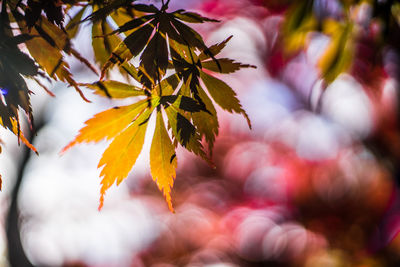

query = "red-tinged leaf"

[
  {"left": 98, "top": 107, "right": 154, "bottom": 210},
  {"left": 201, "top": 58, "right": 256, "bottom": 74},
  {"left": 0, "top": 117, "right": 38, "bottom": 154},
  {"left": 32, "top": 77, "right": 56, "bottom": 97},
  {"left": 60, "top": 68, "right": 91, "bottom": 103},
  {"left": 200, "top": 71, "right": 251, "bottom": 128},
  {"left": 81, "top": 80, "right": 145, "bottom": 98},
  {"left": 15, "top": 128, "right": 38, "bottom": 155},
  {"left": 150, "top": 112, "right": 177, "bottom": 212},
  {"left": 70, "top": 48, "right": 98, "bottom": 75},
  {"left": 61, "top": 99, "right": 148, "bottom": 153}
]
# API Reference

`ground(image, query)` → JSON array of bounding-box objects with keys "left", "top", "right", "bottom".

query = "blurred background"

[{"left": 2, "top": 0, "right": 400, "bottom": 266}]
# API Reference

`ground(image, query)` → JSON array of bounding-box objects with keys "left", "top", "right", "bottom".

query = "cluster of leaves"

[
  {"left": 0, "top": 0, "right": 253, "bottom": 211},
  {"left": 0, "top": 0, "right": 101, "bottom": 188},
  {"left": 0, "top": 1, "right": 37, "bottom": 146},
  {"left": 63, "top": 0, "right": 255, "bottom": 211},
  {"left": 0, "top": 0, "right": 98, "bottom": 138}
]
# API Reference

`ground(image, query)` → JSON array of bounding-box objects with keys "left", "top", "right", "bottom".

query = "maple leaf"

[
  {"left": 63, "top": 97, "right": 159, "bottom": 209},
  {"left": 150, "top": 112, "right": 177, "bottom": 212},
  {"left": 200, "top": 71, "right": 251, "bottom": 128},
  {"left": 62, "top": 99, "right": 149, "bottom": 150},
  {"left": 62, "top": 2, "right": 252, "bottom": 211},
  {"left": 100, "top": 2, "right": 219, "bottom": 82},
  {"left": 13, "top": 7, "right": 98, "bottom": 101},
  {"left": 63, "top": 85, "right": 210, "bottom": 210},
  {"left": 167, "top": 36, "right": 253, "bottom": 152},
  {"left": 81, "top": 80, "right": 145, "bottom": 98},
  {"left": 98, "top": 106, "right": 153, "bottom": 210},
  {"left": 164, "top": 100, "right": 209, "bottom": 163},
  {"left": 0, "top": 0, "right": 254, "bottom": 213}
]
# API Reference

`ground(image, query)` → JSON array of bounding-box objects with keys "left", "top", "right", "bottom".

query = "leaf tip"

[
  {"left": 242, "top": 111, "right": 252, "bottom": 130},
  {"left": 167, "top": 201, "right": 175, "bottom": 213},
  {"left": 98, "top": 185, "right": 107, "bottom": 211},
  {"left": 72, "top": 84, "right": 91, "bottom": 103},
  {"left": 60, "top": 141, "right": 76, "bottom": 155},
  {"left": 98, "top": 198, "right": 104, "bottom": 211},
  {"left": 165, "top": 193, "right": 175, "bottom": 213}
]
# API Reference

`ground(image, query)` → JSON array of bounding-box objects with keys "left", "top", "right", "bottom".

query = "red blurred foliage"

[
  {"left": 134, "top": 130, "right": 397, "bottom": 265},
  {"left": 266, "top": 45, "right": 298, "bottom": 78},
  {"left": 130, "top": 1, "right": 400, "bottom": 265}
]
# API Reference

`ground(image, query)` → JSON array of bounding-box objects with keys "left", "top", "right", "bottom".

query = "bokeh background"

[{"left": 2, "top": 0, "right": 400, "bottom": 266}]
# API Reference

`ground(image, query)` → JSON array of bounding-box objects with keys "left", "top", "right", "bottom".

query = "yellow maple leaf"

[
  {"left": 97, "top": 107, "right": 153, "bottom": 210},
  {"left": 61, "top": 99, "right": 148, "bottom": 152},
  {"left": 150, "top": 112, "right": 177, "bottom": 212}
]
